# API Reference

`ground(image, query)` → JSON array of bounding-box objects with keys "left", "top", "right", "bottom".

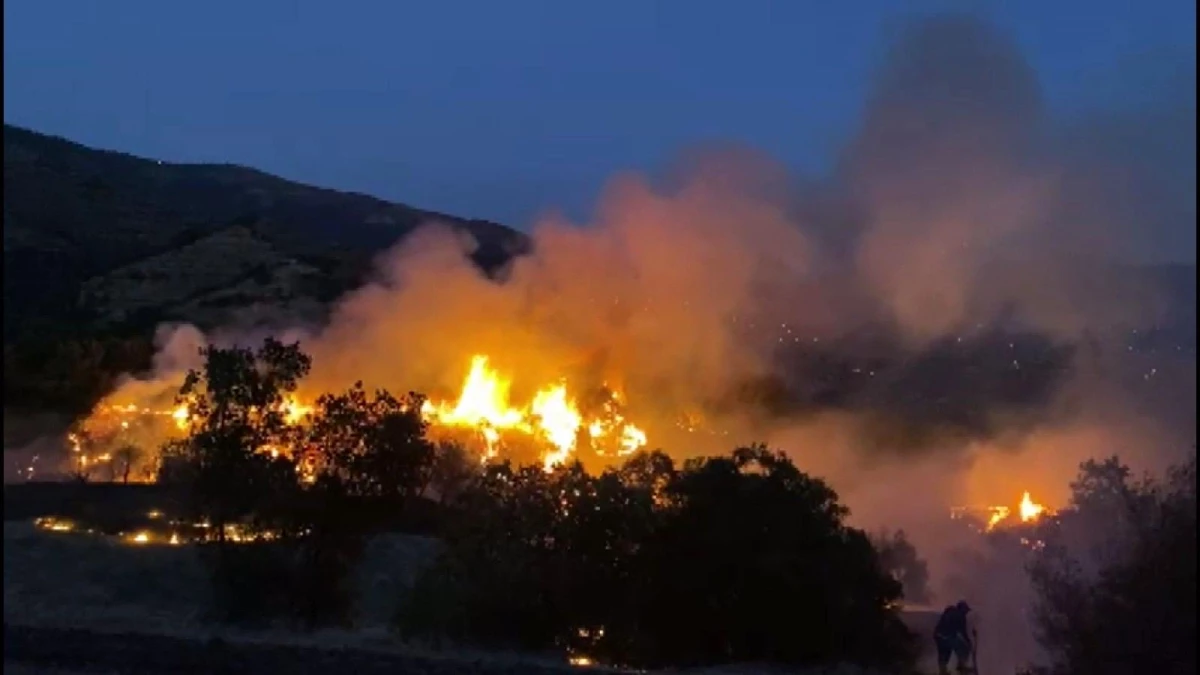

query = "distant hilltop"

[{"left": 2, "top": 124, "right": 528, "bottom": 339}]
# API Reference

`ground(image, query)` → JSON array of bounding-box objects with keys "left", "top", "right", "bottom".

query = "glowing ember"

[
  {"left": 34, "top": 517, "right": 75, "bottom": 532},
  {"left": 34, "top": 513, "right": 289, "bottom": 547}
]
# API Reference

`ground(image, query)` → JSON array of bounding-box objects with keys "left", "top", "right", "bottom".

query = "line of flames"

[
  {"left": 951, "top": 490, "right": 1050, "bottom": 533},
  {"left": 34, "top": 514, "right": 282, "bottom": 546},
  {"left": 69, "top": 353, "right": 650, "bottom": 479}
]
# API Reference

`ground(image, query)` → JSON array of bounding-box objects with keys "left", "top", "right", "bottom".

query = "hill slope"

[{"left": 3, "top": 124, "right": 528, "bottom": 337}]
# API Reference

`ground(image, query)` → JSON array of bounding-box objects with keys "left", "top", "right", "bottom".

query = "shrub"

[
  {"left": 397, "top": 446, "right": 917, "bottom": 670},
  {"left": 1027, "top": 455, "right": 1197, "bottom": 675}
]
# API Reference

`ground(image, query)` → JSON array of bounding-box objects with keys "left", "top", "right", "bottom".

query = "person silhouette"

[{"left": 934, "top": 600, "right": 974, "bottom": 674}]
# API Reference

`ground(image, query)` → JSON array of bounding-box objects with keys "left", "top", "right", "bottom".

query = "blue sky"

[{"left": 4, "top": 0, "right": 1195, "bottom": 230}]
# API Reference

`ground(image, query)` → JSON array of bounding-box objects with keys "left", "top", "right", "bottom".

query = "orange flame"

[
  {"left": 955, "top": 490, "right": 1050, "bottom": 531},
  {"left": 69, "top": 354, "right": 649, "bottom": 479},
  {"left": 421, "top": 354, "right": 649, "bottom": 470},
  {"left": 1019, "top": 490, "right": 1046, "bottom": 522}
]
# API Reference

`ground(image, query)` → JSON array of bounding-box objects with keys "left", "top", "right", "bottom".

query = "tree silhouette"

[
  {"left": 629, "top": 445, "right": 912, "bottom": 668},
  {"left": 1027, "top": 454, "right": 1196, "bottom": 675},
  {"left": 305, "top": 382, "right": 435, "bottom": 503},
  {"left": 427, "top": 441, "right": 476, "bottom": 505},
  {"left": 159, "top": 337, "right": 311, "bottom": 544},
  {"left": 399, "top": 445, "right": 916, "bottom": 670},
  {"left": 874, "top": 528, "right": 931, "bottom": 605},
  {"left": 112, "top": 443, "right": 143, "bottom": 484}
]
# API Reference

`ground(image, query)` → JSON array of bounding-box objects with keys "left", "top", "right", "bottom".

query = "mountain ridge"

[{"left": 3, "top": 124, "right": 528, "bottom": 338}]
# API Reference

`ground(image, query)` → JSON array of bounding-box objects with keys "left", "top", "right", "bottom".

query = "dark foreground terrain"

[
  {"left": 3, "top": 624, "right": 594, "bottom": 675},
  {"left": 3, "top": 623, "right": 925, "bottom": 674}
]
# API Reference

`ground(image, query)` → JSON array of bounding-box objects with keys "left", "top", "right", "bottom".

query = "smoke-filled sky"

[
  {"left": 4, "top": 0, "right": 1196, "bottom": 261},
  {"left": 81, "top": 12, "right": 1195, "bottom": 504}
]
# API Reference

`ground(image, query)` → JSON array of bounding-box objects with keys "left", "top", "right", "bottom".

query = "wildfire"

[
  {"left": 952, "top": 490, "right": 1052, "bottom": 532},
  {"left": 987, "top": 506, "right": 1011, "bottom": 530},
  {"left": 420, "top": 355, "right": 649, "bottom": 470},
  {"left": 35, "top": 514, "right": 281, "bottom": 546},
  {"left": 1018, "top": 490, "right": 1046, "bottom": 522},
  {"left": 281, "top": 398, "right": 313, "bottom": 425},
  {"left": 171, "top": 405, "right": 189, "bottom": 429},
  {"left": 64, "top": 354, "right": 648, "bottom": 480}
]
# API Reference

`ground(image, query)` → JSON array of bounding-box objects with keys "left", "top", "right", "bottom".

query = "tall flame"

[
  {"left": 952, "top": 490, "right": 1051, "bottom": 532},
  {"left": 421, "top": 354, "right": 648, "bottom": 470},
  {"left": 1019, "top": 490, "right": 1046, "bottom": 522},
  {"left": 532, "top": 384, "right": 584, "bottom": 470}
]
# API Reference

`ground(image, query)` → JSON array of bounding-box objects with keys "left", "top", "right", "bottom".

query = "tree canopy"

[{"left": 1028, "top": 454, "right": 1197, "bottom": 675}]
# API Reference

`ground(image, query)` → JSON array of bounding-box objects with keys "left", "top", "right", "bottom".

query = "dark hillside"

[{"left": 3, "top": 124, "right": 528, "bottom": 339}]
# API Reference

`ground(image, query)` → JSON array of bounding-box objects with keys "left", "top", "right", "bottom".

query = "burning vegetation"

[
  {"left": 419, "top": 354, "right": 647, "bottom": 469},
  {"left": 33, "top": 513, "right": 278, "bottom": 546},
  {"left": 65, "top": 350, "right": 650, "bottom": 483},
  {"left": 951, "top": 490, "right": 1051, "bottom": 533}
]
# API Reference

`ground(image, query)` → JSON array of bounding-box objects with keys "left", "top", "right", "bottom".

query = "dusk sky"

[{"left": 4, "top": 0, "right": 1195, "bottom": 230}]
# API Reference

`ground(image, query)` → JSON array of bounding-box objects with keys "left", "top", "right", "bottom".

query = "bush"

[
  {"left": 1027, "top": 455, "right": 1197, "bottom": 675},
  {"left": 396, "top": 446, "right": 917, "bottom": 670},
  {"left": 874, "top": 529, "right": 931, "bottom": 605}
]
